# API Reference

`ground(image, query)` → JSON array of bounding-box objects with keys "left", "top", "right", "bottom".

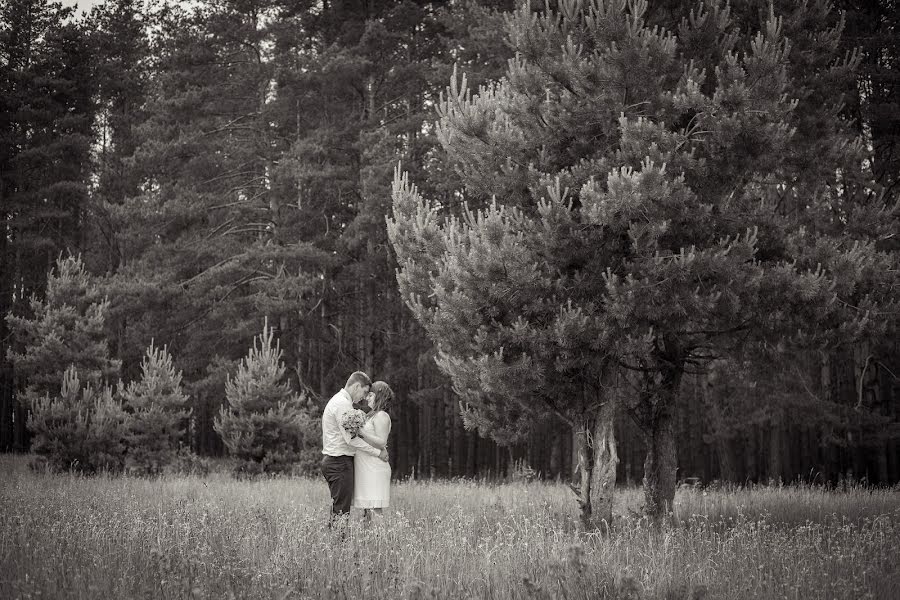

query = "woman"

[{"left": 352, "top": 380, "right": 393, "bottom": 519}]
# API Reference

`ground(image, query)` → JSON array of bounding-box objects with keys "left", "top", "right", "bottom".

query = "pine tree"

[
  {"left": 0, "top": 0, "right": 97, "bottom": 450},
  {"left": 214, "top": 319, "right": 317, "bottom": 475},
  {"left": 840, "top": 0, "right": 899, "bottom": 196},
  {"left": 389, "top": 0, "right": 898, "bottom": 520},
  {"left": 27, "top": 366, "right": 126, "bottom": 473},
  {"left": 7, "top": 255, "right": 121, "bottom": 401},
  {"left": 103, "top": 0, "right": 330, "bottom": 398},
  {"left": 120, "top": 342, "right": 190, "bottom": 474},
  {"left": 0, "top": 0, "right": 95, "bottom": 297},
  {"left": 7, "top": 255, "right": 122, "bottom": 469},
  {"left": 84, "top": 0, "right": 151, "bottom": 292},
  {"left": 273, "top": 0, "right": 518, "bottom": 477}
]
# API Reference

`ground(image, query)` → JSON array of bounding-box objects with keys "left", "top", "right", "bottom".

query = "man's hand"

[{"left": 378, "top": 448, "right": 389, "bottom": 463}]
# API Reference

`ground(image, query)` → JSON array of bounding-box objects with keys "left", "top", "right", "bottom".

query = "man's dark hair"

[{"left": 345, "top": 371, "right": 371, "bottom": 389}]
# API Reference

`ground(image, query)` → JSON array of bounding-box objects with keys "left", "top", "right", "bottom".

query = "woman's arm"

[
  {"left": 359, "top": 412, "right": 391, "bottom": 450},
  {"left": 335, "top": 402, "right": 380, "bottom": 456}
]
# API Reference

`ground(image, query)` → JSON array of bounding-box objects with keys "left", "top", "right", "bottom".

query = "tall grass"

[{"left": 1, "top": 455, "right": 898, "bottom": 599}]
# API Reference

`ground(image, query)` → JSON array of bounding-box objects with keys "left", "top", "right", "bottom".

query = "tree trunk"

[
  {"left": 0, "top": 368, "right": 12, "bottom": 451},
  {"left": 887, "top": 439, "right": 898, "bottom": 484},
  {"left": 319, "top": 299, "right": 327, "bottom": 398},
  {"left": 572, "top": 369, "right": 619, "bottom": 530},
  {"left": 550, "top": 434, "right": 561, "bottom": 478},
  {"left": 717, "top": 437, "right": 735, "bottom": 482},
  {"left": 452, "top": 398, "right": 464, "bottom": 476},
  {"left": 699, "top": 370, "right": 734, "bottom": 481},
  {"left": 590, "top": 397, "right": 618, "bottom": 529},
  {"left": 745, "top": 427, "right": 758, "bottom": 482},
  {"left": 466, "top": 430, "right": 477, "bottom": 476},
  {"left": 642, "top": 370, "right": 681, "bottom": 521},
  {"left": 13, "top": 394, "right": 28, "bottom": 451},
  {"left": 0, "top": 218, "right": 11, "bottom": 451},
  {"left": 572, "top": 421, "right": 593, "bottom": 525},
  {"left": 438, "top": 389, "right": 451, "bottom": 476},
  {"left": 768, "top": 418, "right": 784, "bottom": 483}
]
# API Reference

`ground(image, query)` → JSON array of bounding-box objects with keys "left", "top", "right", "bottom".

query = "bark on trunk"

[
  {"left": 590, "top": 397, "right": 618, "bottom": 529},
  {"left": 572, "top": 422, "right": 593, "bottom": 526},
  {"left": 571, "top": 375, "right": 619, "bottom": 530},
  {"left": 717, "top": 437, "right": 735, "bottom": 482},
  {"left": 642, "top": 371, "right": 680, "bottom": 521},
  {"left": 744, "top": 427, "right": 758, "bottom": 482},
  {"left": 768, "top": 418, "right": 784, "bottom": 483}
]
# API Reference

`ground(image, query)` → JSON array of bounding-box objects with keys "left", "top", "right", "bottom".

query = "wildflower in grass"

[{"left": 341, "top": 409, "right": 367, "bottom": 438}]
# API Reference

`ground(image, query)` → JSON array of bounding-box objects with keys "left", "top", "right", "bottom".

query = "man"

[{"left": 320, "top": 371, "right": 388, "bottom": 527}]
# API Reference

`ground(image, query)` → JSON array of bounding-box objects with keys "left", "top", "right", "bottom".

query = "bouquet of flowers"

[{"left": 341, "top": 409, "right": 367, "bottom": 438}]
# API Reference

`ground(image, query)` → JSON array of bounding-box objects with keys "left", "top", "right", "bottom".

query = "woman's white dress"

[{"left": 352, "top": 411, "right": 391, "bottom": 509}]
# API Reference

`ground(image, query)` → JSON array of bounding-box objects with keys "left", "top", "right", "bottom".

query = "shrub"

[
  {"left": 121, "top": 342, "right": 190, "bottom": 475},
  {"left": 214, "top": 319, "right": 319, "bottom": 475},
  {"left": 27, "top": 367, "right": 126, "bottom": 473}
]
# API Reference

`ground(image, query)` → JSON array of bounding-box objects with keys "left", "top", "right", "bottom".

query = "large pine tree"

[
  {"left": 389, "top": 0, "right": 898, "bottom": 521},
  {"left": 84, "top": 0, "right": 151, "bottom": 290},
  {"left": 7, "top": 255, "right": 121, "bottom": 401},
  {"left": 102, "top": 0, "right": 332, "bottom": 426},
  {"left": 7, "top": 254, "right": 122, "bottom": 469},
  {"left": 0, "top": 0, "right": 97, "bottom": 450}
]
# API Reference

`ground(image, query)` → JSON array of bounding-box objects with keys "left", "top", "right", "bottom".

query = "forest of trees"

[{"left": 1, "top": 0, "right": 898, "bottom": 493}]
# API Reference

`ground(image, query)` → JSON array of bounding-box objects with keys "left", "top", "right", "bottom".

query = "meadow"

[{"left": 1, "top": 455, "right": 898, "bottom": 600}]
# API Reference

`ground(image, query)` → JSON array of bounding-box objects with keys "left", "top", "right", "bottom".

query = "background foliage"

[{"left": 1, "top": 0, "right": 898, "bottom": 486}]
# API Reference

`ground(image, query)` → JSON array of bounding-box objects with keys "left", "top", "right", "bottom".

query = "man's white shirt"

[{"left": 321, "top": 388, "right": 380, "bottom": 457}]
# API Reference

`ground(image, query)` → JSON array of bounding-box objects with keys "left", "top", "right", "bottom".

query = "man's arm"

[{"left": 335, "top": 403, "right": 381, "bottom": 457}]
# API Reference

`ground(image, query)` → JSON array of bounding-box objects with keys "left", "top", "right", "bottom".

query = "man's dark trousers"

[{"left": 321, "top": 455, "right": 354, "bottom": 525}]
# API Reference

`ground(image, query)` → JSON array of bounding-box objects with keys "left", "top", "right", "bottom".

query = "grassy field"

[{"left": 1, "top": 455, "right": 898, "bottom": 599}]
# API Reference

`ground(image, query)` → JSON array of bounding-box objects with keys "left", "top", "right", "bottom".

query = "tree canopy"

[
  {"left": 389, "top": 0, "right": 898, "bottom": 518},
  {"left": 0, "top": 0, "right": 898, "bottom": 495}
]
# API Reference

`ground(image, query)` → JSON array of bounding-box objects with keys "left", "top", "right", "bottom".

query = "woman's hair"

[{"left": 369, "top": 381, "right": 394, "bottom": 415}]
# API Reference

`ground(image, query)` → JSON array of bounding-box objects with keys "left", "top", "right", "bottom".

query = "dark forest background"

[{"left": 2, "top": 0, "right": 898, "bottom": 484}]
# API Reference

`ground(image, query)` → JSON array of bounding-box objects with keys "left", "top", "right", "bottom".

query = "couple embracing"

[{"left": 320, "top": 371, "right": 393, "bottom": 526}]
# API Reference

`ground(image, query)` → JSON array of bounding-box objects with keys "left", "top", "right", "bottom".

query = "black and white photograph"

[{"left": 1, "top": 0, "right": 898, "bottom": 597}]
